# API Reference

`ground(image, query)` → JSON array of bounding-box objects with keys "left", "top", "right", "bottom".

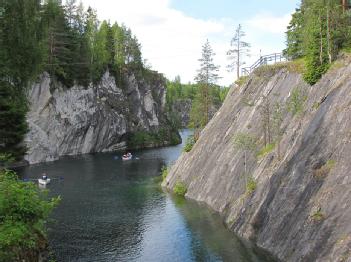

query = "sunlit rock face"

[
  {"left": 25, "top": 70, "right": 175, "bottom": 164},
  {"left": 164, "top": 59, "right": 351, "bottom": 262}
]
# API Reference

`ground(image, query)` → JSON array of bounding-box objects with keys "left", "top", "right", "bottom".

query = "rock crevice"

[
  {"left": 25, "top": 71, "right": 178, "bottom": 164},
  {"left": 164, "top": 61, "right": 351, "bottom": 262}
]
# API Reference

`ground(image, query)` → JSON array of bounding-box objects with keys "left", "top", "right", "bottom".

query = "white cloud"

[
  {"left": 247, "top": 13, "right": 292, "bottom": 34},
  {"left": 79, "top": 0, "right": 292, "bottom": 86}
]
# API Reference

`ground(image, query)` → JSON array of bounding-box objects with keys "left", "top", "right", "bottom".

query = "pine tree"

[
  {"left": 190, "top": 40, "right": 220, "bottom": 129},
  {"left": 0, "top": 0, "right": 43, "bottom": 160},
  {"left": 227, "top": 24, "right": 250, "bottom": 79},
  {"left": 284, "top": 8, "right": 304, "bottom": 59},
  {"left": 285, "top": 0, "right": 350, "bottom": 85}
]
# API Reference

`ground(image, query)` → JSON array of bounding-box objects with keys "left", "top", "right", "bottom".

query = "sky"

[{"left": 80, "top": 0, "right": 301, "bottom": 86}]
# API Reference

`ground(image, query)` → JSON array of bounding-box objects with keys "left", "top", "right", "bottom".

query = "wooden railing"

[{"left": 241, "top": 53, "right": 287, "bottom": 76}]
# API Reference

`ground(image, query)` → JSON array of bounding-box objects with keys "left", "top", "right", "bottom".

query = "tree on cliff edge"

[
  {"left": 227, "top": 24, "right": 250, "bottom": 79},
  {"left": 190, "top": 39, "right": 220, "bottom": 130}
]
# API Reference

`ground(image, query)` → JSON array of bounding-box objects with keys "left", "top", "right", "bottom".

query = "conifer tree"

[
  {"left": 227, "top": 24, "right": 250, "bottom": 79},
  {"left": 190, "top": 40, "right": 220, "bottom": 129}
]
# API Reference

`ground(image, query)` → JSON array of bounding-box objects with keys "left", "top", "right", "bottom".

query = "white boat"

[
  {"left": 38, "top": 175, "right": 51, "bottom": 185},
  {"left": 122, "top": 154, "right": 132, "bottom": 161}
]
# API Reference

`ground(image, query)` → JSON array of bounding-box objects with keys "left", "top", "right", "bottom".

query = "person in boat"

[
  {"left": 42, "top": 173, "right": 48, "bottom": 180},
  {"left": 123, "top": 152, "right": 131, "bottom": 157}
]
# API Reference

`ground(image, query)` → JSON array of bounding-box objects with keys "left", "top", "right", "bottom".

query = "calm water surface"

[{"left": 19, "top": 130, "right": 273, "bottom": 262}]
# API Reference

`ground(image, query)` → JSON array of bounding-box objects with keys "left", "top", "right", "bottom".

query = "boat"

[
  {"left": 122, "top": 153, "right": 132, "bottom": 161},
  {"left": 38, "top": 175, "right": 51, "bottom": 185}
]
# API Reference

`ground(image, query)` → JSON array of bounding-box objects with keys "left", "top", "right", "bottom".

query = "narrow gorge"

[
  {"left": 164, "top": 58, "right": 351, "bottom": 262},
  {"left": 25, "top": 70, "right": 180, "bottom": 164}
]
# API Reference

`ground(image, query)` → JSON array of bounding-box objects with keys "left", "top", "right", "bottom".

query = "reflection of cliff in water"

[
  {"left": 17, "top": 129, "right": 270, "bottom": 261},
  {"left": 19, "top": 153, "right": 167, "bottom": 261},
  {"left": 174, "top": 197, "right": 276, "bottom": 262}
]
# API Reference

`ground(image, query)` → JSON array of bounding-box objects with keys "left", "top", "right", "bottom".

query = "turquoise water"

[{"left": 19, "top": 130, "right": 273, "bottom": 262}]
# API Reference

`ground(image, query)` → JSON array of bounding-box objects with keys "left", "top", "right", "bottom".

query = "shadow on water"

[{"left": 17, "top": 129, "right": 274, "bottom": 262}]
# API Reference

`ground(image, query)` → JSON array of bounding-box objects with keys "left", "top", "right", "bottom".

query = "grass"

[
  {"left": 257, "top": 143, "right": 276, "bottom": 158},
  {"left": 246, "top": 177, "right": 257, "bottom": 195},
  {"left": 241, "top": 96, "right": 255, "bottom": 107},
  {"left": 253, "top": 58, "right": 306, "bottom": 77},
  {"left": 183, "top": 135, "right": 195, "bottom": 152},
  {"left": 313, "top": 159, "right": 336, "bottom": 179},
  {"left": 161, "top": 166, "right": 168, "bottom": 182},
  {"left": 311, "top": 208, "right": 324, "bottom": 222},
  {"left": 286, "top": 87, "right": 307, "bottom": 116},
  {"left": 173, "top": 181, "right": 187, "bottom": 197},
  {"left": 312, "top": 101, "right": 320, "bottom": 110},
  {"left": 235, "top": 76, "right": 249, "bottom": 87},
  {"left": 286, "top": 58, "right": 306, "bottom": 74}
]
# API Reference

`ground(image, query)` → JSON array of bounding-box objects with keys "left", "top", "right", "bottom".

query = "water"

[{"left": 19, "top": 130, "right": 273, "bottom": 262}]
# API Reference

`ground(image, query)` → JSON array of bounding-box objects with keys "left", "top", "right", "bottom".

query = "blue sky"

[
  {"left": 81, "top": 0, "right": 301, "bottom": 85},
  {"left": 171, "top": 0, "right": 300, "bottom": 20}
]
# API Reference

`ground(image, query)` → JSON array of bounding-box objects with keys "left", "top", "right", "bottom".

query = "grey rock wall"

[
  {"left": 25, "top": 71, "right": 174, "bottom": 164},
  {"left": 164, "top": 60, "right": 351, "bottom": 261}
]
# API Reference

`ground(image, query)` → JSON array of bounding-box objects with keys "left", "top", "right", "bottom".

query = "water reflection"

[{"left": 18, "top": 130, "right": 273, "bottom": 261}]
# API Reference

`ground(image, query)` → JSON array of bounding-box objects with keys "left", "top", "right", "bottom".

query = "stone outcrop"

[
  {"left": 164, "top": 59, "right": 351, "bottom": 261},
  {"left": 25, "top": 71, "right": 179, "bottom": 164},
  {"left": 171, "top": 99, "right": 192, "bottom": 127}
]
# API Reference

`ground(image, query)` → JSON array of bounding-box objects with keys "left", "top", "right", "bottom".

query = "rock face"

[
  {"left": 164, "top": 60, "right": 351, "bottom": 261},
  {"left": 171, "top": 99, "right": 192, "bottom": 127},
  {"left": 25, "top": 71, "right": 178, "bottom": 164}
]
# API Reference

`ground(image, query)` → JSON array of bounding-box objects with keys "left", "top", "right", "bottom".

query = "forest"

[
  {"left": 284, "top": 0, "right": 351, "bottom": 84},
  {"left": 0, "top": 0, "right": 151, "bottom": 162}
]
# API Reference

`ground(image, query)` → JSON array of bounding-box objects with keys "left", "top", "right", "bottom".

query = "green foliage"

[
  {"left": 227, "top": 24, "right": 251, "bottom": 79},
  {"left": 0, "top": 153, "right": 15, "bottom": 165},
  {"left": 286, "top": 87, "right": 306, "bottom": 116},
  {"left": 311, "top": 208, "right": 324, "bottom": 222},
  {"left": 127, "top": 129, "right": 180, "bottom": 149},
  {"left": 284, "top": 8, "right": 304, "bottom": 59},
  {"left": 183, "top": 136, "right": 196, "bottom": 153},
  {"left": 191, "top": 40, "right": 220, "bottom": 128},
  {"left": 233, "top": 133, "right": 257, "bottom": 153},
  {"left": 235, "top": 76, "right": 249, "bottom": 86},
  {"left": 166, "top": 74, "right": 228, "bottom": 131},
  {"left": 161, "top": 166, "right": 169, "bottom": 182},
  {"left": 0, "top": 0, "right": 43, "bottom": 160},
  {"left": 0, "top": 169, "right": 60, "bottom": 261},
  {"left": 285, "top": 0, "right": 351, "bottom": 85},
  {"left": 313, "top": 159, "right": 336, "bottom": 178},
  {"left": 257, "top": 143, "right": 276, "bottom": 158},
  {"left": 241, "top": 96, "right": 255, "bottom": 107},
  {"left": 173, "top": 181, "right": 187, "bottom": 197},
  {"left": 246, "top": 177, "right": 257, "bottom": 195},
  {"left": 0, "top": 81, "right": 28, "bottom": 161},
  {"left": 303, "top": 59, "right": 329, "bottom": 85}
]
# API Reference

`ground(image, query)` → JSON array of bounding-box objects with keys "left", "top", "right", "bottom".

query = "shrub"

[
  {"left": 235, "top": 76, "right": 249, "bottom": 87},
  {"left": 311, "top": 208, "right": 324, "bottom": 222},
  {"left": 313, "top": 159, "right": 336, "bottom": 178},
  {"left": 241, "top": 96, "right": 255, "bottom": 107},
  {"left": 183, "top": 136, "right": 195, "bottom": 153},
  {"left": 0, "top": 170, "right": 60, "bottom": 261},
  {"left": 286, "top": 58, "right": 306, "bottom": 74},
  {"left": 303, "top": 60, "right": 329, "bottom": 86},
  {"left": 161, "top": 166, "right": 168, "bottom": 182},
  {"left": 287, "top": 87, "right": 307, "bottom": 116},
  {"left": 173, "top": 181, "right": 187, "bottom": 197},
  {"left": 0, "top": 153, "right": 15, "bottom": 165},
  {"left": 257, "top": 143, "right": 276, "bottom": 158},
  {"left": 246, "top": 177, "right": 257, "bottom": 195},
  {"left": 233, "top": 133, "right": 257, "bottom": 153}
]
